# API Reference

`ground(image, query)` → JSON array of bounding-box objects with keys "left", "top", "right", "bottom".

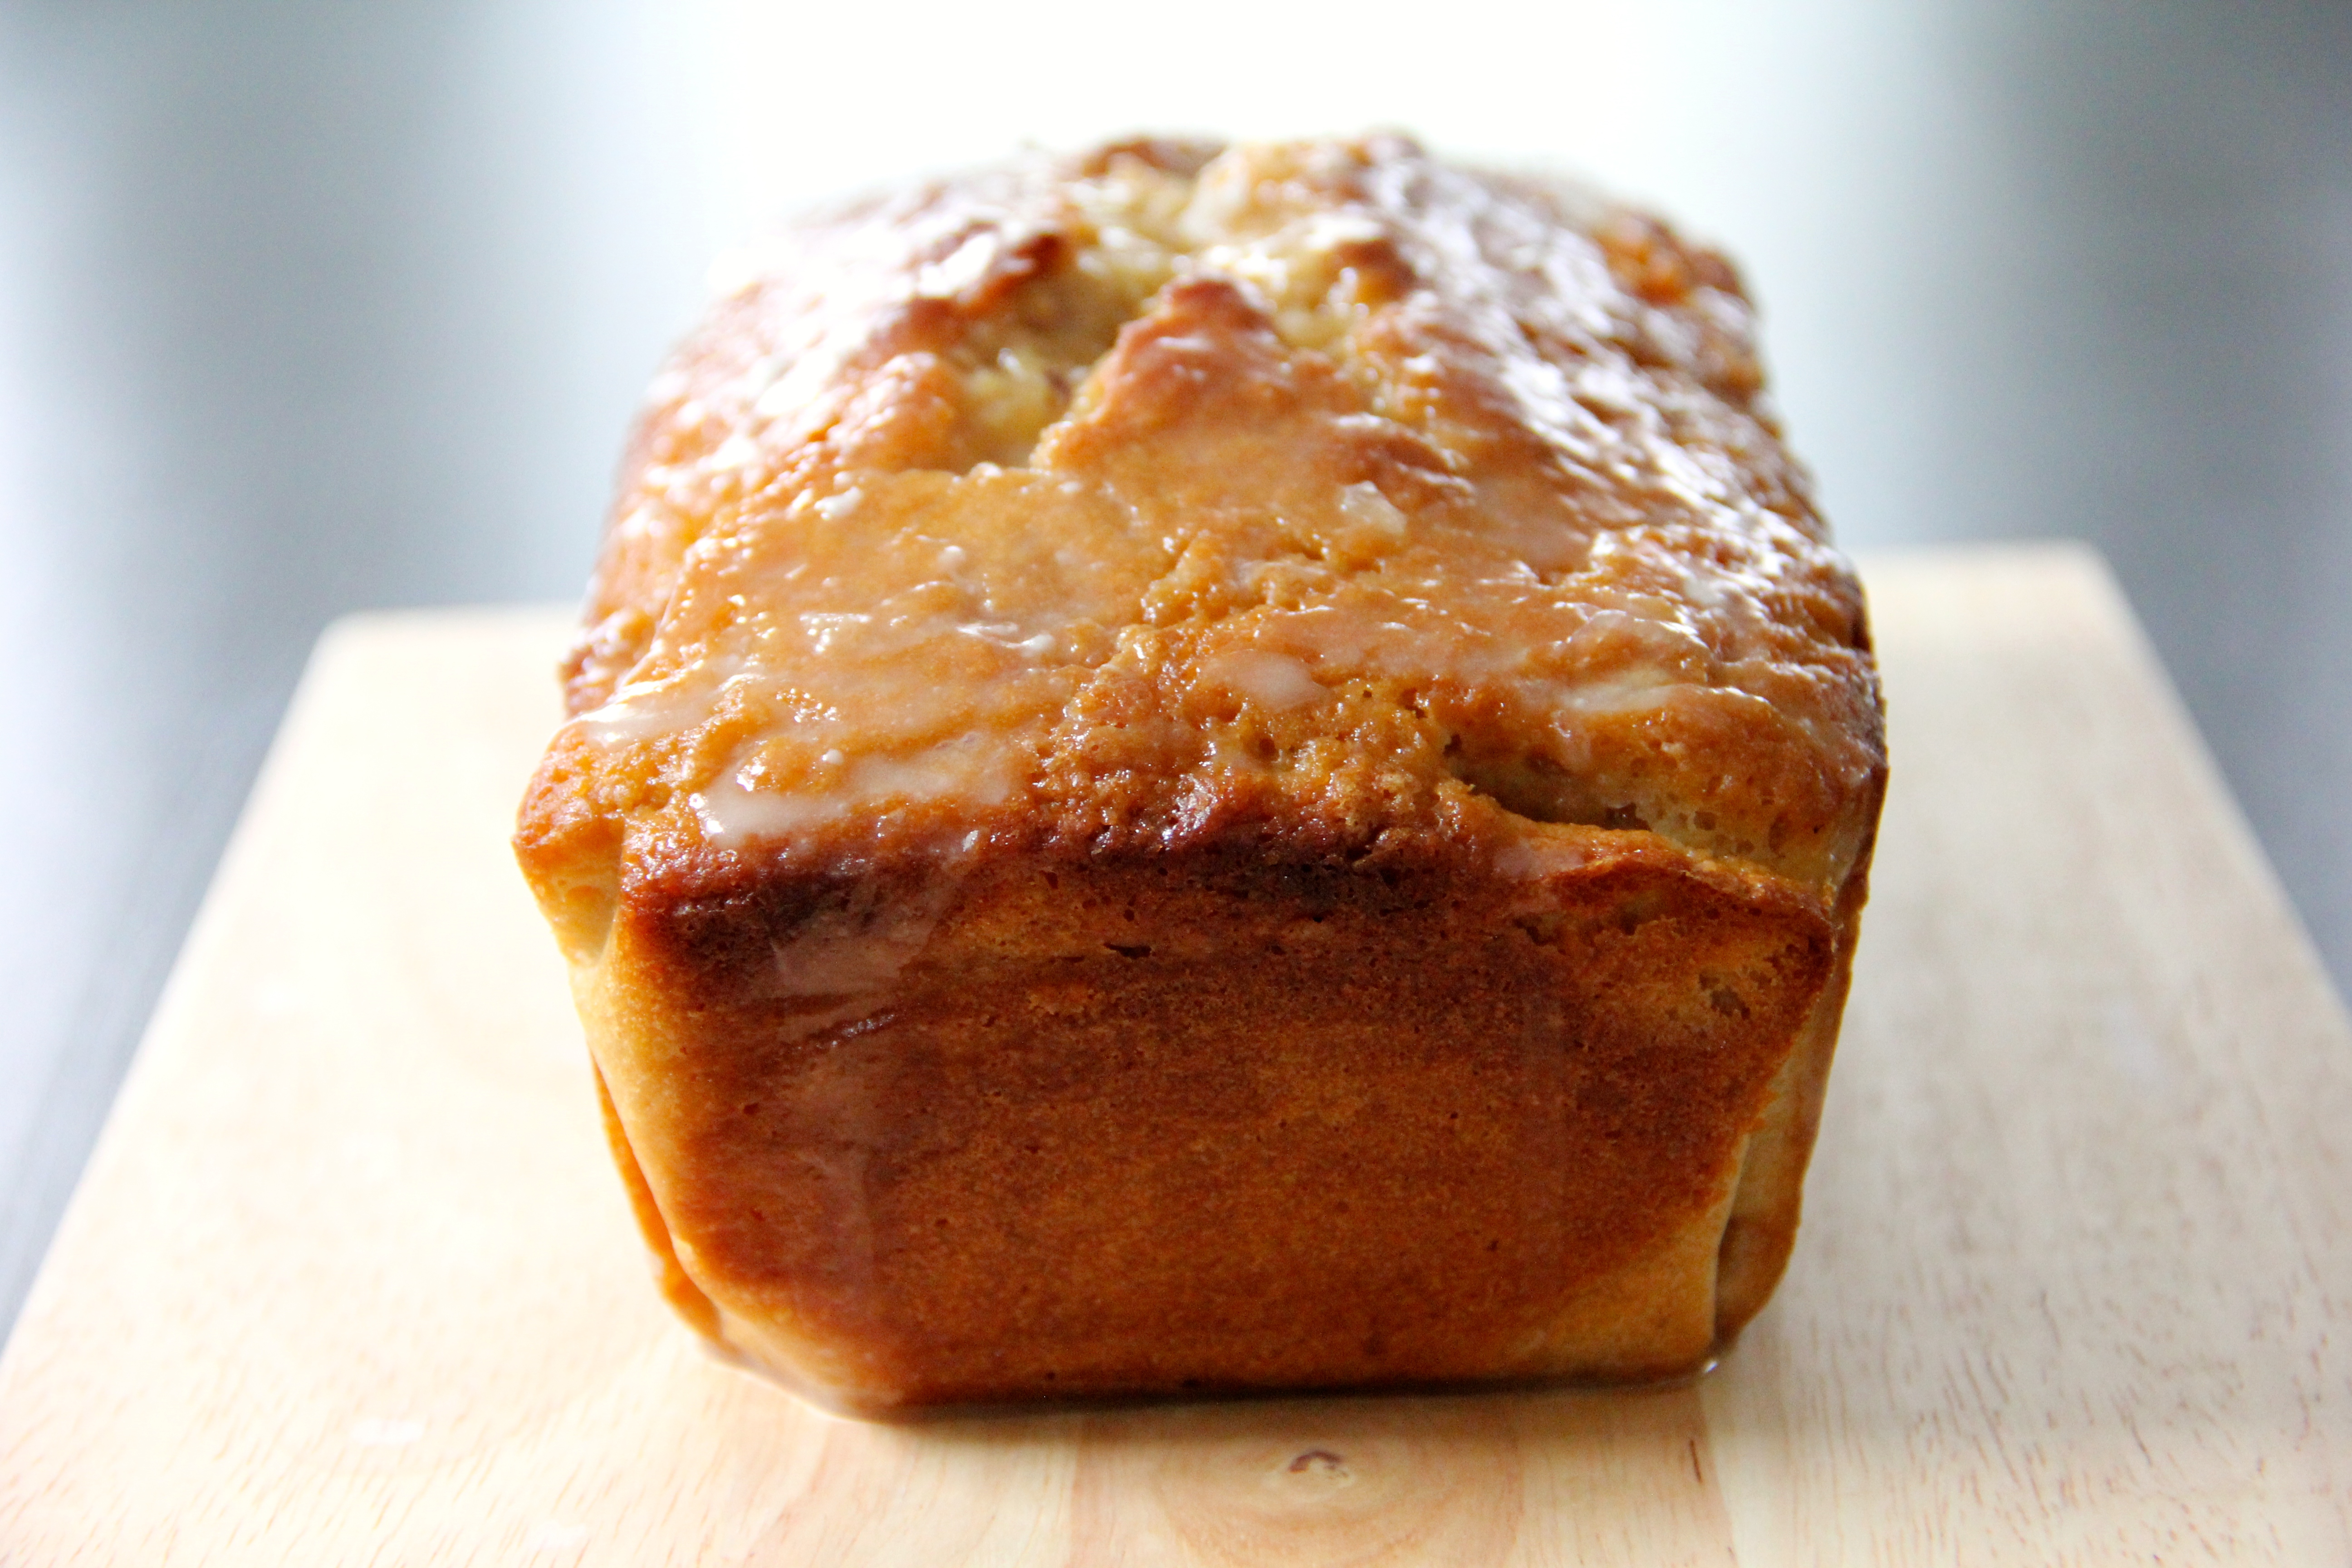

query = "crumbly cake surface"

[{"left": 516, "top": 134, "right": 1885, "bottom": 1415}]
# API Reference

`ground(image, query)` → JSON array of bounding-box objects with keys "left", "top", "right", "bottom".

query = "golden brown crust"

[
  {"left": 515, "top": 134, "right": 1886, "bottom": 1414},
  {"left": 590, "top": 837, "right": 1836, "bottom": 1410}
]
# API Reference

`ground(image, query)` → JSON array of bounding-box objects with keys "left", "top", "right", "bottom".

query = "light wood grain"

[{"left": 0, "top": 543, "right": 2344, "bottom": 1564}]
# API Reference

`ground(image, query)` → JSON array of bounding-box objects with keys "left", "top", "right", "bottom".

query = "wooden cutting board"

[{"left": 1, "top": 543, "right": 2346, "bottom": 1565}]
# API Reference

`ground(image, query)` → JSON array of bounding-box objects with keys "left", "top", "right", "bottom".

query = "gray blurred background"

[{"left": 1, "top": 0, "right": 2346, "bottom": 1331}]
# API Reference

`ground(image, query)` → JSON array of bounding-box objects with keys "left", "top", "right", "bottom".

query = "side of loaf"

[{"left": 515, "top": 134, "right": 1885, "bottom": 1416}]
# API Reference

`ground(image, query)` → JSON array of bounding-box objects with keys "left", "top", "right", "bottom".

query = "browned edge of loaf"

[{"left": 552, "top": 813, "right": 1864, "bottom": 1415}]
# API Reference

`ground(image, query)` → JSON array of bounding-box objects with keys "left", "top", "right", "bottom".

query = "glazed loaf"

[{"left": 515, "top": 135, "right": 1885, "bottom": 1415}]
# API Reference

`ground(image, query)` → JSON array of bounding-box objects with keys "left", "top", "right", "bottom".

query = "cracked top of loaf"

[{"left": 519, "top": 134, "right": 1884, "bottom": 962}]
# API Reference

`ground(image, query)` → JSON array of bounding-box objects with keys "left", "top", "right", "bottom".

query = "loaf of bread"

[{"left": 515, "top": 134, "right": 1885, "bottom": 1416}]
